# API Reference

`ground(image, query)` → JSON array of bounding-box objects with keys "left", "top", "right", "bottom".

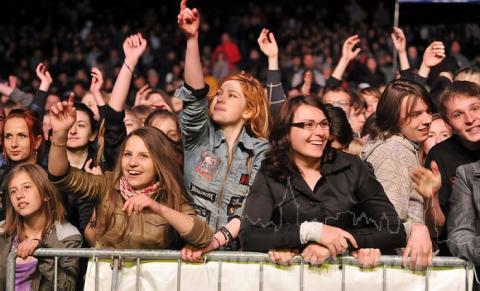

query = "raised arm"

[
  {"left": 108, "top": 33, "right": 147, "bottom": 111},
  {"left": 391, "top": 27, "right": 410, "bottom": 71},
  {"left": 418, "top": 41, "right": 446, "bottom": 79},
  {"left": 90, "top": 67, "right": 106, "bottom": 107},
  {"left": 330, "top": 35, "right": 361, "bottom": 81},
  {"left": 258, "top": 28, "right": 285, "bottom": 112},
  {"left": 48, "top": 93, "right": 77, "bottom": 177},
  {"left": 178, "top": 0, "right": 204, "bottom": 89}
]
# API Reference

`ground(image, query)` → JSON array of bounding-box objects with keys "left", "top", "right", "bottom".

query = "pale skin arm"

[
  {"left": 257, "top": 28, "right": 279, "bottom": 70},
  {"left": 122, "top": 194, "right": 195, "bottom": 237},
  {"left": 178, "top": 0, "right": 204, "bottom": 89},
  {"left": 36, "top": 63, "right": 53, "bottom": 92},
  {"left": 48, "top": 93, "right": 77, "bottom": 177},
  {"left": 391, "top": 27, "right": 410, "bottom": 71},
  {"left": 90, "top": 67, "right": 106, "bottom": 107},
  {"left": 108, "top": 33, "right": 147, "bottom": 111},
  {"left": 418, "top": 41, "right": 446, "bottom": 79},
  {"left": 331, "top": 35, "right": 361, "bottom": 80}
]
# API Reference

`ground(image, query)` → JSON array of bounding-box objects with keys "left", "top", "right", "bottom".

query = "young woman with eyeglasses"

[{"left": 239, "top": 96, "right": 406, "bottom": 267}]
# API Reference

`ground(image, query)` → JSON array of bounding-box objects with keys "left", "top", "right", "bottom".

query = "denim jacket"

[{"left": 177, "top": 84, "right": 269, "bottom": 232}]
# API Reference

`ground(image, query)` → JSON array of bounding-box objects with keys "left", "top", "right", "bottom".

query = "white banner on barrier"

[{"left": 84, "top": 259, "right": 473, "bottom": 291}]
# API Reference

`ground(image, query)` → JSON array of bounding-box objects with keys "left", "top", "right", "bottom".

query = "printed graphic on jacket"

[
  {"left": 227, "top": 196, "right": 245, "bottom": 217},
  {"left": 193, "top": 204, "right": 211, "bottom": 223},
  {"left": 194, "top": 150, "right": 221, "bottom": 181},
  {"left": 190, "top": 183, "right": 217, "bottom": 202}
]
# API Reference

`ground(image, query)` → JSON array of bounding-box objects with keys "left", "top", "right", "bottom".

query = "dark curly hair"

[{"left": 264, "top": 95, "right": 335, "bottom": 183}]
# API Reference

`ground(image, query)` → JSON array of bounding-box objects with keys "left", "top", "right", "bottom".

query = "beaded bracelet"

[{"left": 51, "top": 141, "right": 67, "bottom": 147}]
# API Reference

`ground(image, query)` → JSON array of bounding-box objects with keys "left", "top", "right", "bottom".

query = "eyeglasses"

[
  {"left": 290, "top": 120, "right": 329, "bottom": 131},
  {"left": 327, "top": 101, "right": 351, "bottom": 108}
]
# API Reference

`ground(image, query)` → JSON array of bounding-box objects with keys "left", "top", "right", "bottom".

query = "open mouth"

[
  {"left": 18, "top": 202, "right": 28, "bottom": 209},
  {"left": 128, "top": 170, "right": 142, "bottom": 176}
]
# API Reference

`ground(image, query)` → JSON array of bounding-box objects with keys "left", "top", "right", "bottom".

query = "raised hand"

[
  {"left": 391, "top": 27, "right": 407, "bottom": 54},
  {"left": 90, "top": 67, "right": 104, "bottom": 94},
  {"left": 49, "top": 93, "right": 77, "bottom": 134},
  {"left": 422, "top": 41, "right": 446, "bottom": 68},
  {"left": 8, "top": 75, "right": 17, "bottom": 88},
  {"left": 257, "top": 28, "right": 278, "bottom": 59},
  {"left": 300, "top": 71, "right": 313, "bottom": 96},
  {"left": 341, "top": 35, "right": 361, "bottom": 62},
  {"left": 122, "top": 194, "right": 162, "bottom": 216},
  {"left": 318, "top": 225, "right": 358, "bottom": 256},
  {"left": 134, "top": 84, "right": 153, "bottom": 106},
  {"left": 17, "top": 238, "right": 40, "bottom": 260},
  {"left": 410, "top": 161, "right": 441, "bottom": 199},
  {"left": 177, "top": 0, "right": 200, "bottom": 39},
  {"left": 123, "top": 33, "right": 148, "bottom": 65},
  {"left": 35, "top": 63, "right": 53, "bottom": 92},
  {"left": 301, "top": 243, "right": 331, "bottom": 266},
  {"left": 268, "top": 249, "right": 298, "bottom": 266},
  {"left": 352, "top": 248, "right": 381, "bottom": 268}
]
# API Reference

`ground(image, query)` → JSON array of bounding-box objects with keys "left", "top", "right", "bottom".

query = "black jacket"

[{"left": 239, "top": 150, "right": 406, "bottom": 252}]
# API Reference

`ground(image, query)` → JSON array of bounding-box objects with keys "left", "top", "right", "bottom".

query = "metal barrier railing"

[{"left": 6, "top": 248, "right": 474, "bottom": 291}]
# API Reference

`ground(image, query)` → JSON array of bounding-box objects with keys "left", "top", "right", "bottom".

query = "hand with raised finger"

[
  {"left": 352, "top": 248, "right": 381, "bottom": 268},
  {"left": 178, "top": 0, "right": 200, "bottom": 39},
  {"left": 318, "top": 225, "right": 358, "bottom": 257},
  {"left": 123, "top": 33, "right": 148, "bottom": 65},
  {"left": 17, "top": 238, "right": 40, "bottom": 260},
  {"left": 134, "top": 84, "right": 153, "bottom": 106},
  {"left": 301, "top": 71, "right": 313, "bottom": 96},
  {"left": 301, "top": 243, "right": 330, "bottom": 266},
  {"left": 410, "top": 161, "right": 441, "bottom": 199},
  {"left": 257, "top": 28, "right": 278, "bottom": 59},
  {"left": 8, "top": 75, "right": 17, "bottom": 88},
  {"left": 391, "top": 27, "right": 407, "bottom": 54},
  {"left": 422, "top": 41, "right": 446, "bottom": 68},
  {"left": 341, "top": 35, "right": 361, "bottom": 63},
  {"left": 268, "top": 249, "right": 297, "bottom": 266},
  {"left": 49, "top": 92, "right": 77, "bottom": 134},
  {"left": 402, "top": 223, "right": 433, "bottom": 271}
]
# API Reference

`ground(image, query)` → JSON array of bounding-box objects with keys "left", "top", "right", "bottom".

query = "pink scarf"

[{"left": 119, "top": 176, "right": 161, "bottom": 201}]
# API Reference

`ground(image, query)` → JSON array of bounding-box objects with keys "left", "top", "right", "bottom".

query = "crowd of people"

[{"left": 1, "top": 0, "right": 480, "bottom": 290}]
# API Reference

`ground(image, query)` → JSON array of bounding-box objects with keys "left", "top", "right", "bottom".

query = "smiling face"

[
  {"left": 9, "top": 171, "right": 43, "bottom": 219},
  {"left": 290, "top": 104, "right": 330, "bottom": 167},
  {"left": 67, "top": 110, "right": 96, "bottom": 150},
  {"left": 210, "top": 80, "right": 249, "bottom": 128},
  {"left": 3, "top": 117, "right": 40, "bottom": 163},
  {"left": 121, "top": 135, "right": 156, "bottom": 190},
  {"left": 399, "top": 96, "right": 432, "bottom": 143},
  {"left": 445, "top": 96, "right": 480, "bottom": 145}
]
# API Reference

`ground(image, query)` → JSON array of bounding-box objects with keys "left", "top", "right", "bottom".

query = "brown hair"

[
  {"left": 97, "top": 127, "right": 190, "bottom": 244},
  {"left": 264, "top": 95, "right": 334, "bottom": 183},
  {"left": 375, "top": 79, "right": 430, "bottom": 139},
  {"left": 438, "top": 81, "right": 480, "bottom": 122},
  {"left": 4, "top": 163, "right": 65, "bottom": 239},
  {"left": 212, "top": 72, "right": 270, "bottom": 139}
]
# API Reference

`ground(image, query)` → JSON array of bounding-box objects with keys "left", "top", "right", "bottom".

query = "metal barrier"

[{"left": 6, "top": 248, "right": 475, "bottom": 291}]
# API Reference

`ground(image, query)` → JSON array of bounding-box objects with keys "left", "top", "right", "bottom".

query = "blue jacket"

[{"left": 177, "top": 84, "right": 269, "bottom": 232}]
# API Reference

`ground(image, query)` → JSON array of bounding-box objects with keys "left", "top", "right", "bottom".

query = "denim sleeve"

[
  {"left": 447, "top": 165, "right": 480, "bottom": 265},
  {"left": 177, "top": 84, "right": 210, "bottom": 151}
]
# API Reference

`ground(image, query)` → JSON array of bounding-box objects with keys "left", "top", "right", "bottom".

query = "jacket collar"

[
  {"left": 473, "top": 161, "right": 480, "bottom": 177},
  {"left": 214, "top": 126, "right": 255, "bottom": 151}
]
